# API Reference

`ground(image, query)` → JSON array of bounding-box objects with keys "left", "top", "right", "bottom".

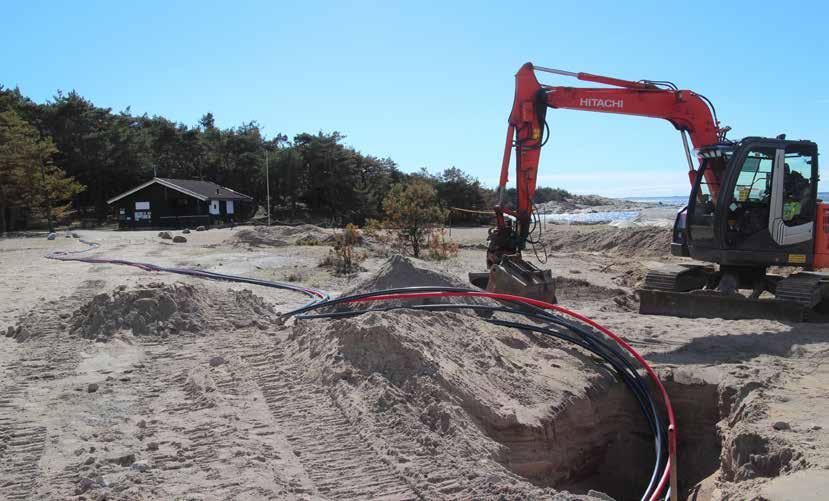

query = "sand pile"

[
  {"left": 228, "top": 224, "right": 336, "bottom": 247},
  {"left": 344, "top": 254, "right": 470, "bottom": 294},
  {"left": 338, "top": 254, "right": 495, "bottom": 310},
  {"left": 287, "top": 310, "right": 621, "bottom": 499},
  {"left": 69, "top": 282, "right": 278, "bottom": 340},
  {"left": 546, "top": 226, "right": 672, "bottom": 257}
]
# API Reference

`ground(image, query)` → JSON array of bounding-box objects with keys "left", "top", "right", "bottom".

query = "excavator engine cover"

[{"left": 470, "top": 256, "right": 557, "bottom": 304}]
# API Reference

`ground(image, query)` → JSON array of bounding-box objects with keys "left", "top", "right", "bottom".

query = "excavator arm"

[{"left": 492, "top": 63, "right": 723, "bottom": 264}]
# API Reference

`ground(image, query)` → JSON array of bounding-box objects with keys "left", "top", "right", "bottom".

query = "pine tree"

[
  {"left": 382, "top": 179, "right": 448, "bottom": 257},
  {"left": 0, "top": 110, "right": 84, "bottom": 233}
]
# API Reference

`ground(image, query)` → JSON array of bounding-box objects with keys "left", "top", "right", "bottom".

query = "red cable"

[{"left": 344, "top": 290, "right": 676, "bottom": 500}]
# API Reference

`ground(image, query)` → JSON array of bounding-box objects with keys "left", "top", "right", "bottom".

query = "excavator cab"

[
  {"left": 676, "top": 137, "right": 819, "bottom": 267},
  {"left": 642, "top": 136, "right": 829, "bottom": 320}
]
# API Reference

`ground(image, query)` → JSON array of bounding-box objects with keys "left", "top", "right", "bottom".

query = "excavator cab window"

[
  {"left": 733, "top": 156, "right": 772, "bottom": 204},
  {"left": 686, "top": 158, "right": 721, "bottom": 245},
  {"left": 694, "top": 173, "right": 714, "bottom": 214},
  {"left": 725, "top": 147, "right": 775, "bottom": 246}
]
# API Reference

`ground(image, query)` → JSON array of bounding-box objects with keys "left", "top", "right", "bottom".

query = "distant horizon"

[{"left": 622, "top": 191, "right": 829, "bottom": 200}]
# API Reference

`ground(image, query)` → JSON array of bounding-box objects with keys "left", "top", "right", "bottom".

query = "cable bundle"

[
  {"left": 48, "top": 239, "right": 676, "bottom": 499},
  {"left": 287, "top": 287, "right": 677, "bottom": 501},
  {"left": 46, "top": 239, "right": 328, "bottom": 307}
]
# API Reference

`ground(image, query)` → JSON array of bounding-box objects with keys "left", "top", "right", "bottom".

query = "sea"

[
  {"left": 538, "top": 193, "right": 829, "bottom": 225},
  {"left": 626, "top": 193, "right": 829, "bottom": 206},
  {"left": 540, "top": 211, "right": 640, "bottom": 224}
]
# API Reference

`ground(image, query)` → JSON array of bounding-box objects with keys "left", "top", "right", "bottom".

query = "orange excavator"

[{"left": 472, "top": 62, "right": 829, "bottom": 321}]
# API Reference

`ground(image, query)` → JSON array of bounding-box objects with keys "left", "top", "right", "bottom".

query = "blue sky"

[{"left": 3, "top": 0, "right": 827, "bottom": 196}]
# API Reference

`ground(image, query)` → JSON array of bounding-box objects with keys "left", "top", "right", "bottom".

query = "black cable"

[
  {"left": 285, "top": 287, "right": 669, "bottom": 499},
  {"left": 303, "top": 303, "right": 665, "bottom": 500},
  {"left": 48, "top": 239, "right": 329, "bottom": 307},
  {"left": 51, "top": 242, "right": 670, "bottom": 498},
  {"left": 297, "top": 300, "right": 661, "bottom": 447}
]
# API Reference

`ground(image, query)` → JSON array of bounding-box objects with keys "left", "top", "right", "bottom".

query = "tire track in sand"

[
  {"left": 0, "top": 280, "right": 103, "bottom": 500},
  {"left": 0, "top": 376, "right": 47, "bottom": 500},
  {"left": 244, "top": 347, "right": 420, "bottom": 500}
]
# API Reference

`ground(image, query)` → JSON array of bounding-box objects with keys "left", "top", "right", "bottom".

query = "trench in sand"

[{"left": 479, "top": 379, "right": 723, "bottom": 500}]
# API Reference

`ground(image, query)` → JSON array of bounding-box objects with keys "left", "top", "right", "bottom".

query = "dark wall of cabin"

[{"left": 110, "top": 184, "right": 253, "bottom": 228}]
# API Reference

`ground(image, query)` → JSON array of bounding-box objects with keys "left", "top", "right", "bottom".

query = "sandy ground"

[{"left": 0, "top": 224, "right": 827, "bottom": 500}]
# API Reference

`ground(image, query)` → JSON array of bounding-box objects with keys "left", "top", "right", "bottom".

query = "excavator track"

[
  {"left": 639, "top": 269, "right": 829, "bottom": 322},
  {"left": 641, "top": 263, "right": 712, "bottom": 292},
  {"left": 775, "top": 272, "right": 829, "bottom": 307}
]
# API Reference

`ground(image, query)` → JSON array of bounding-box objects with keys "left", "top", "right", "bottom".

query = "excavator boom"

[{"left": 494, "top": 63, "right": 722, "bottom": 258}]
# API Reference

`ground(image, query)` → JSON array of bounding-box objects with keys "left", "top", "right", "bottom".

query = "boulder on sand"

[
  {"left": 172, "top": 235, "right": 187, "bottom": 243},
  {"left": 158, "top": 232, "right": 172, "bottom": 240}
]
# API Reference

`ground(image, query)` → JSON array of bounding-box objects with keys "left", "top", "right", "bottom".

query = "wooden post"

[{"left": 265, "top": 149, "right": 271, "bottom": 226}]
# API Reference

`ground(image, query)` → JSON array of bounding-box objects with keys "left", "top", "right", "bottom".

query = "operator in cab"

[{"left": 783, "top": 162, "right": 811, "bottom": 225}]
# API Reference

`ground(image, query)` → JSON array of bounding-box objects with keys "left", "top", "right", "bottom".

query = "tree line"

[{"left": 0, "top": 85, "right": 572, "bottom": 231}]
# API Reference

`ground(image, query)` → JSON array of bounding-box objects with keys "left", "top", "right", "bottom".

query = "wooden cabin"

[{"left": 107, "top": 178, "right": 254, "bottom": 229}]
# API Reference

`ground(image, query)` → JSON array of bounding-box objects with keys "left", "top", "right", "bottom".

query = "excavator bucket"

[{"left": 469, "top": 256, "right": 557, "bottom": 304}]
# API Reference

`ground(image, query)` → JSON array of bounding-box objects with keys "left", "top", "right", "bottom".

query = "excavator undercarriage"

[{"left": 639, "top": 263, "right": 829, "bottom": 321}]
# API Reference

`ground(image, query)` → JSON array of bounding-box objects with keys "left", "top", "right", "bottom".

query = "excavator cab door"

[
  {"left": 768, "top": 143, "right": 818, "bottom": 247},
  {"left": 683, "top": 149, "right": 732, "bottom": 257},
  {"left": 721, "top": 144, "right": 777, "bottom": 251}
]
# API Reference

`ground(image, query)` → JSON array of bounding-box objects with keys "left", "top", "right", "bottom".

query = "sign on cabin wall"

[
  {"left": 226, "top": 200, "right": 234, "bottom": 214},
  {"left": 210, "top": 200, "right": 220, "bottom": 215},
  {"left": 135, "top": 201, "right": 150, "bottom": 210}
]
